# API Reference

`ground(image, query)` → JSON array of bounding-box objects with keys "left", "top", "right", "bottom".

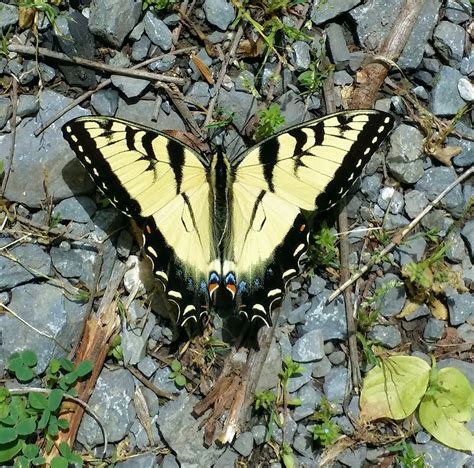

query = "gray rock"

[
  {"left": 132, "top": 35, "right": 151, "bottom": 62},
  {"left": 333, "top": 70, "right": 353, "bottom": 86},
  {"left": 286, "top": 362, "right": 315, "bottom": 393},
  {"left": 217, "top": 88, "right": 257, "bottom": 133},
  {"left": 91, "top": 88, "right": 119, "bottom": 116},
  {"left": 152, "top": 366, "right": 183, "bottom": 395},
  {"left": 350, "top": 0, "right": 402, "bottom": 50},
  {"left": 461, "top": 219, "right": 474, "bottom": 259},
  {"left": 144, "top": 11, "right": 172, "bottom": 51},
  {"left": 292, "top": 329, "right": 325, "bottom": 362},
  {"left": 461, "top": 52, "right": 474, "bottom": 77},
  {"left": 109, "top": 51, "right": 131, "bottom": 69},
  {"left": 338, "top": 446, "right": 367, "bottom": 467},
  {"left": 446, "top": 230, "right": 467, "bottom": 263},
  {"left": 116, "top": 98, "right": 186, "bottom": 131},
  {"left": 111, "top": 76, "right": 150, "bottom": 99},
  {"left": 256, "top": 338, "right": 282, "bottom": 392},
  {"left": 445, "top": 0, "right": 471, "bottom": 22},
  {"left": 415, "top": 431, "right": 431, "bottom": 444},
  {"left": 323, "top": 367, "right": 348, "bottom": 404},
  {"left": 298, "top": 293, "right": 346, "bottom": 340},
  {"left": 53, "top": 196, "right": 97, "bottom": 223},
  {"left": 413, "top": 440, "right": 469, "bottom": 468},
  {"left": 414, "top": 70, "right": 433, "bottom": 87},
  {"left": 16, "top": 95, "right": 39, "bottom": 118},
  {"left": 386, "top": 124, "right": 425, "bottom": 184},
  {"left": 307, "top": 94, "right": 322, "bottom": 111},
  {"left": 276, "top": 91, "right": 311, "bottom": 128},
  {"left": 233, "top": 431, "right": 254, "bottom": 457},
  {"left": 0, "top": 241, "right": 51, "bottom": 290},
  {"left": 421, "top": 210, "right": 454, "bottom": 237},
  {"left": 115, "top": 454, "right": 157, "bottom": 468},
  {"left": 457, "top": 322, "right": 474, "bottom": 343},
  {"left": 89, "top": 0, "right": 141, "bottom": 47},
  {"left": 423, "top": 318, "right": 446, "bottom": 341},
  {"left": 394, "top": 236, "right": 427, "bottom": 266},
  {"left": 159, "top": 394, "right": 225, "bottom": 465},
  {"left": 272, "top": 415, "right": 297, "bottom": 445},
  {"left": 290, "top": 41, "right": 311, "bottom": 72},
  {"left": 415, "top": 167, "right": 464, "bottom": 218},
  {"left": 397, "top": 0, "right": 441, "bottom": 69},
  {"left": 164, "top": 13, "right": 180, "bottom": 27},
  {"left": 423, "top": 57, "right": 441, "bottom": 73},
  {"left": 349, "top": 51, "right": 366, "bottom": 72},
  {"left": 78, "top": 368, "right": 135, "bottom": 446},
  {"left": 186, "top": 81, "right": 210, "bottom": 108},
  {"left": 360, "top": 173, "right": 383, "bottom": 203},
  {"left": 214, "top": 448, "right": 239, "bottom": 467},
  {"left": 0, "top": 96, "right": 11, "bottom": 129},
  {"left": 296, "top": 382, "right": 323, "bottom": 409},
  {"left": 130, "top": 418, "right": 161, "bottom": 449},
  {"left": 251, "top": 424, "right": 266, "bottom": 445},
  {"left": 55, "top": 12, "right": 96, "bottom": 89},
  {"left": 328, "top": 351, "right": 345, "bottom": 366},
  {"left": 433, "top": 21, "right": 465, "bottom": 66},
  {"left": 0, "top": 91, "right": 91, "bottom": 207},
  {"left": 0, "top": 283, "right": 87, "bottom": 374},
  {"left": 312, "top": 0, "right": 361, "bottom": 24},
  {"left": 312, "top": 355, "right": 332, "bottom": 378},
  {"left": 404, "top": 190, "right": 429, "bottom": 219},
  {"left": 326, "top": 23, "right": 350, "bottom": 70},
  {"left": 458, "top": 77, "right": 474, "bottom": 102},
  {"left": 377, "top": 186, "right": 404, "bottom": 214},
  {"left": 431, "top": 66, "right": 466, "bottom": 116},
  {"left": 148, "top": 54, "right": 176, "bottom": 72},
  {"left": 385, "top": 213, "right": 410, "bottom": 230},
  {"left": 293, "top": 432, "right": 313, "bottom": 458},
  {"left": 0, "top": 3, "right": 18, "bottom": 30},
  {"left": 207, "top": 30, "right": 227, "bottom": 44},
  {"left": 38, "top": 63, "right": 56, "bottom": 83},
  {"left": 203, "top": 0, "right": 235, "bottom": 30},
  {"left": 447, "top": 291, "right": 473, "bottom": 325},
  {"left": 129, "top": 20, "right": 145, "bottom": 41},
  {"left": 122, "top": 304, "right": 156, "bottom": 365},
  {"left": 50, "top": 244, "right": 84, "bottom": 278},
  {"left": 308, "top": 276, "right": 326, "bottom": 296},
  {"left": 412, "top": 85, "right": 429, "bottom": 100},
  {"left": 368, "top": 325, "right": 402, "bottom": 349},
  {"left": 288, "top": 301, "right": 311, "bottom": 325},
  {"left": 374, "top": 273, "right": 406, "bottom": 317},
  {"left": 235, "top": 70, "right": 255, "bottom": 92},
  {"left": 137, "top": 356, "right": 159, "bottom": 378}
]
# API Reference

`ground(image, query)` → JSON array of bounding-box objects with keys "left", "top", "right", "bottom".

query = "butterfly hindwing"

[
  {"left": 62, "top": 117, "right": 215, "bottom": 324},
  {"left": 228, "top": 110, "right": 395, "bottom": 324}
]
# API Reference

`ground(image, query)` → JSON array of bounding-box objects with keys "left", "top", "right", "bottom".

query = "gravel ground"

[{"left": 0, "top": 0, "right": 473, "bottom": 466}]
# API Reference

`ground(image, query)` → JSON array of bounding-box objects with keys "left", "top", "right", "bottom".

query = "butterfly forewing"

[
  {"left": 228, "top": 110, "right": 395, "bottom": 324},
  {"left": 62, "top": 116, "right": 217, "bottom": 324}
]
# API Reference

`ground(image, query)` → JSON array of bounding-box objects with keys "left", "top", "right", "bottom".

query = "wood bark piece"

[
  {"left": 350, "top": 0, "right": 424, "bottom": 109},
  {"left": 42, "top": 260, "right": 126, "bottom": 464}
]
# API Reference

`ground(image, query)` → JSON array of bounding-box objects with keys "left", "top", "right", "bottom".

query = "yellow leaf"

[
  {"left": 360, "top": 355, "right": 430, "bottom": 422},
  {"left": 419, "top": 367, "right": 474, "bottom": 451}
]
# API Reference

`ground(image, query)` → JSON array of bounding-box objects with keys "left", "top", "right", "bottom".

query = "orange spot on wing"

[
  {"left": 299, "top": 224, "right": 306, "bottom": 232},
  {"left": 208, "top": 283, "right": 219, "bottom": 296},
  {"left": 226, "top": 283, "right": 237, "bottom": 298},
  {"left": 145, "top": 225, "right": 152, "bottom": 234}
]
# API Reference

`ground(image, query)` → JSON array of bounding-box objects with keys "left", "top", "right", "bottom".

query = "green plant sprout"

[
  {"left": 169, "top": 359, "right": 186, "bottom": 388},
  {"left": 0, "top": 350, "right": 91, "bottom": 465},
  {"left": 254, "top": 103, "right": 285, "bottom": 141},
  {"left": 308, "top": 222, "right": 339, "bottom": 269},
  {"left": 310, "top": 397, "right": 341, "bottom": 447},
  {"left": 388, "top": 441, "right": 426, "bottom": 468}
]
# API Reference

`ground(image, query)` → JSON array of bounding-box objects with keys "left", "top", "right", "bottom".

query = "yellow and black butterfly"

[{"left": 62, "top": 110, "right": 394, "bottom": 326}]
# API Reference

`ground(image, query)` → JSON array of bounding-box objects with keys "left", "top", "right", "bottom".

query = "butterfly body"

[{"left": 62, "top": 110, "right": 395, "bottom": 326}]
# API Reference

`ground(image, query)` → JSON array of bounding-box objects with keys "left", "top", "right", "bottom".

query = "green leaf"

[
  {"left": 287, "top": 398, "right": 302, "bottom": 407},
  {"left": 0, "top": 426, "right": 17, "bottom": 443},
  {"left": 20, "top": 350, "right": 37, "bottom": 367},
  {"left": 48, "top": 390, "right": 64, "bottom": 412},
  {"left": 16, "top": 367, "right": 34, "bottom": 383},
  {"left": 37, "top": 409, "right": 50, "bottom": 430},
  {"left": 63, "top": 372, "right": 77, "bottom": 386},
  {"left": 28, "top": 392, "right": 48, "bottom": 410},
  {"left": 58, "top": 442, "right": 72, "bottom": 457},
  {"left": 57, "top": 418, "right": 69, "bottom": 430},
  {"left": 76, "top": 361, "right": 92, "bottom": 377},
  {"left": 174, "top": 374, "right": 186, "bottom": 387},
  {"left": 68, "top": 452, "right": 83, "bottom": 465},
  {"left": 170, "top": 360, "right": 182, "bottom": 372},
  {"left": 15, "top": 418, "right": 36, "bottom": 436},
  {"left": 50, "top": 456, "right": 68, "bottom": 468},
  {"left": 22, "top": 443, "right": 40, "bottom": 458},
  {"left": 419, "top": 367, "right": 474, "bottom": 451},
  {"left": 48, "top": 359, "right": 61, "bottom": 374},
  {"left": 59, "top": 359, "right": 74, "bottom": 372},
  {"left": 360, "top": 355, "right": 430, "bottom": 421},
  {"left": 0, "top": 438, "right": 23, "bottom": 463}
]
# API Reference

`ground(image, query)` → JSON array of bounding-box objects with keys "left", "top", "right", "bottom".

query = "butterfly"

[{"left": 62, "top": 110, "right": 395, "bottom": 326}]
